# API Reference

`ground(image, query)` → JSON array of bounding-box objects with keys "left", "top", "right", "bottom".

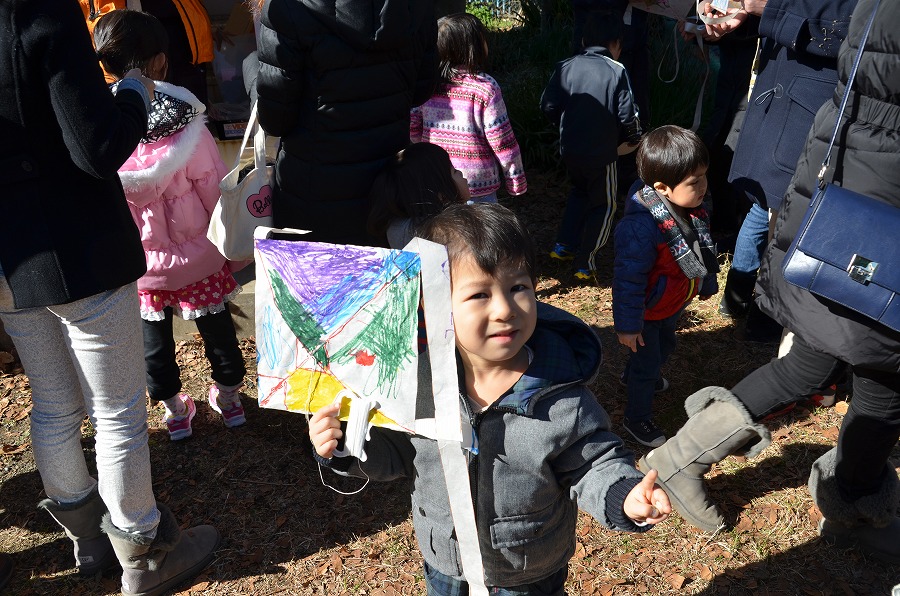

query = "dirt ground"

[{"left": 1, "top": 170, "right": 898, "bottom": 595}]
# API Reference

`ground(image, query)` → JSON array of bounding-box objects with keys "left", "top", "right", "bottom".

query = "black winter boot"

[
  {"left": 718, "top": 268, "right": 756, "bottom": 318},
  {"left": 0, "top": 552, "right": 11, "bottom": 590}
]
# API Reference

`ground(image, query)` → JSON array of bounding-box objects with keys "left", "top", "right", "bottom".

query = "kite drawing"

[{"left": 256, "top": 235, "right": 424, "bottom": 433}]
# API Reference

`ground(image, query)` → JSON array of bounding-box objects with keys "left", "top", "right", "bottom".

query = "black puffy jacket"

[
  {"left": 256, "top": 0, "right": 437, "bottom": 245},
  {"left": 757, "top": 0, "right": 900, "bottom": 371}
]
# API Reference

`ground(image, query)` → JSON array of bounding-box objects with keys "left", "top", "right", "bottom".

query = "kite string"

[{"left": 303, "top": 372, "right": 371, "bottom": 496}]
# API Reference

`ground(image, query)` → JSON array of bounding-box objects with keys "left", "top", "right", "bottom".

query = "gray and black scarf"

[{"left": 636, "top": 185, "right": 719, "bottom": 280}]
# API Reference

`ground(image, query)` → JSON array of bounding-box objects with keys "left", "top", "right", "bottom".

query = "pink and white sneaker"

[
  {"left": 165, "top": 394, "right": 196, "bottom": 441},
  {"left": 208, "top": 385, "right": 246, "bottom": 428}
]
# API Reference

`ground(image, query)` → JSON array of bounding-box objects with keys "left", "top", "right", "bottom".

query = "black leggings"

[
  {"left": 142, "top": 307, "right": 245, "bottom": 402},
  {"left": 732, "top": 335, "right": 900, "bottom": 499}
]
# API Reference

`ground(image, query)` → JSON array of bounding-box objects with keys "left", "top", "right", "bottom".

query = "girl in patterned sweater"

[{"left": 410, "top": 13, "right": 527, "bottom": 203}]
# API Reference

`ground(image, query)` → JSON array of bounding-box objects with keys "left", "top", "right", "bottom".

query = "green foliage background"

[{"left": 466, "top": 2, "right": 722, "bottom": 172}]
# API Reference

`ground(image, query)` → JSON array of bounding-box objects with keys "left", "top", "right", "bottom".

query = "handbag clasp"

[{"left": 847, "top": 254, "right": 877, "bottom": 284}]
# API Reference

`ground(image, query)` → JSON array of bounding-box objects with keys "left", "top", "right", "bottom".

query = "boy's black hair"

[
  {"left": 367, "top": 143, "right": 466, "bottom": 239},
  {"left": 581, "top": 11, "right": 624, "bottom": 50},
  {"left": 93, "top": 10, "right": 169, "bottom": 79},
  {"left": 416, "top": 203, "right": 537, "bottom": 283},
  {"left": 636, "top": 125, "right": 709, "bottom": 189},
  {"left": 437, "top": 13, "right": 489, "bottom": 84}
]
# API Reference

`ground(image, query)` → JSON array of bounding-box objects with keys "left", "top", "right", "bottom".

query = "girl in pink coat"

[{"left": 95, "top": 10, "right": 246, "bottom": 440}]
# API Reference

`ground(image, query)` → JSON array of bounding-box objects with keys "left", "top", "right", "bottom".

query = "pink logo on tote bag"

[{"left": 247, "top": 185, "right": 273, "bottom": 218}]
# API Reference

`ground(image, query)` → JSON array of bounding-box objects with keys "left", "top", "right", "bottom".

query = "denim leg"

[
  {"left": 730, "top": 202, "right": 769, "bottom": 274},
  {"left": 656, "top": 309, "right": 681, "bottom": 368},
  {"left": 834, "top": 368, "right": 900, "bottom": 499},
  {"left": 470, "top": 192, "right": 498, "bottom": 204},
  {"left": 732, "top": 335, "right": 845, "bottom": 420},
  {"left": 625, "top": 318, "right": 664, "bottom": 422},
  {"left": 194, "top": 308, "right": 246, "bottom": 388},
  {"left": 424, "top": 562, "right": 568, "bottom": 596},
  {"left": 0, "top": 279, "right": 159, "bottom": 535},
  {"left": 424, "top": 562, "right": 468, "bottom": 596},
  {"left": 142, "top": 308, "right": 182, "bottom": 402}
]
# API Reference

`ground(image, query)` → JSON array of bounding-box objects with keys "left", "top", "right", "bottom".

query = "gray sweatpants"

[{"left": 0, "top": 278, "right": 159, "bottom": 535}]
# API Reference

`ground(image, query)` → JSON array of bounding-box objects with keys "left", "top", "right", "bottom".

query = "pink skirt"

[{"left": 139, "top": 264, "right": 241, "bottom": 321}]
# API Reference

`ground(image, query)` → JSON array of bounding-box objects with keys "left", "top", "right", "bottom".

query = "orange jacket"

[{"left": 80, "top": 0, "right": 214, "bottom": 65}]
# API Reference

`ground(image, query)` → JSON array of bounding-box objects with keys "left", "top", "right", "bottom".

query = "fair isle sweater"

[{"left": 410, "top": 72, "right": 527, "bottom": 199}]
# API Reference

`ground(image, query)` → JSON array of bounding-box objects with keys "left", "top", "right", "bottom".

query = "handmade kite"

[
  {"left": 254, "top": 231, "right": 469, "bottom": 445},
  {"left": 254, "top": 229, "right": 487, "bottom": 593}
]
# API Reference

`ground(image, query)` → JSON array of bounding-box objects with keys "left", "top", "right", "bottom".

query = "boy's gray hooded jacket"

[{"left": 320, "top": 303, "right": 647, "bottom": 586}]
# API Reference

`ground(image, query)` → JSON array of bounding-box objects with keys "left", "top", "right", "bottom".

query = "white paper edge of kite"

[{"left": 410, "top": 237, "right": 486, "bottom": 594}]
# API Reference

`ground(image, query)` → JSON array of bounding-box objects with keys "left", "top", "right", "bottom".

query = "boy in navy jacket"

[
  {"left": 541, "top": 12, "right": 640, "bottom": 280},
  {"left": 613, "top": 126, "right": 719, "bottom": 448}
]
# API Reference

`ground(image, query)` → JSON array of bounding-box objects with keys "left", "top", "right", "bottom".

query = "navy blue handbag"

[{"left": 781, "top": 0, "right": 900, "bottom": 333}]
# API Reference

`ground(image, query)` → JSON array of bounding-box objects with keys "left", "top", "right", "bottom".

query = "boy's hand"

[
  {"left": 624, "top": 469, "right": 672, "bottom": 525},
  {"left": 309, "top": 403, "right": 342, "bottom": 459},
  {"left": 617, "top": 331, "right": 644, "bottom": 353}
]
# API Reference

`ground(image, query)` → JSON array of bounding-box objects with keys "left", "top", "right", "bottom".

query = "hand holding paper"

[{"left": 309, "top": 402, "right": 342, "bottom": 459}]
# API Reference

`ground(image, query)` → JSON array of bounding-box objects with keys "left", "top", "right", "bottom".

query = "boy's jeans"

[
  {"left": 730, "top": 203, "right": 769, "bottom": 274},
  {"left": 0, "top": 278, "right": 159, "bottom": 535},
  {"left": 623, "top": 308, "right": 682, "bottom": 422},
  {"left": 424, "top": 562, "right": 567, "bottom": 596}
]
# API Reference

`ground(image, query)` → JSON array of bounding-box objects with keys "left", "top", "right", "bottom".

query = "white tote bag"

[{"left": 207, "top": 102, "right": 275, "bottom": 261}]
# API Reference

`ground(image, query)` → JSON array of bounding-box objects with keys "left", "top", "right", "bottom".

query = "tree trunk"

[{"left": 434, "top": 0, "right": 466, "bottom": 19}]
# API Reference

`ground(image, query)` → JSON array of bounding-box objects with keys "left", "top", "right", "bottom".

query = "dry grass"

[{"left": 0, "top": 170, "right": 898, "bottom": 595}]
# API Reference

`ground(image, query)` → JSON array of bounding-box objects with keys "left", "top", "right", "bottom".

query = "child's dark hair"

[
  {"left": 636, "top": 125, "right": 709, "bottom": 189},
  {"left": 437, "top": 13, "right": 489, "bottom": 83},
  {"left": 581, "top": 11, "right": 624, "bottom": 50},
  {"left": 417, "top": 203, "right": 537, "bottom": 283},
  {"left": 93, "top": 10, "right": 169, "bottom": 79},
  {"left": 367, "top": 143, "right": 466, "bottom": 240}
]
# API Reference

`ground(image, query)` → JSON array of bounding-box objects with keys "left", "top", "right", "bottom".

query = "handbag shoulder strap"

[{"left": 817, "top": 0, "right": 881, "bottom": 188}]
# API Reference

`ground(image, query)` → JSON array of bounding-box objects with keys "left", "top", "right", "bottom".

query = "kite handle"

[{"left": 331, "top": 389, "right": 379, "bottom": 462}]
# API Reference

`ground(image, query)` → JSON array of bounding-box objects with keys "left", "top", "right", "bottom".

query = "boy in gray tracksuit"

[
  {"left": 541, "top": 11, "right": 641, "bottom": 280},
  {"left": 309, "top": 204, "right": 670, "bottom": 594}
]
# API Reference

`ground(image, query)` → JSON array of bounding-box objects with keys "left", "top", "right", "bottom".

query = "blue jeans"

[
  {"left": 0, "top": 279, "right": 159, "bottom": 535},
  {"left": 469, "top": 192, "right": 498, "bottom": 204},
  {"left": 730, "top": 202, "right": 769, "bottom": 274},
  {"left": 424, "top": 562, "right": 567, "bottom": 596},
  {"left": 623, "top": 309, "right": 682, "bottom": 422}
]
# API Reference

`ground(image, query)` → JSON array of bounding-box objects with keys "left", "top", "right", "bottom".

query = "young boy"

[
  {"left": 540, "top": 12, "right": 641, "bottom": 280},
  {"left": 613, "top": 126, "right": 719, "bottom": 448},
  {"left": 310, "top": 203, "right": 671, "bottom": 594}
]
